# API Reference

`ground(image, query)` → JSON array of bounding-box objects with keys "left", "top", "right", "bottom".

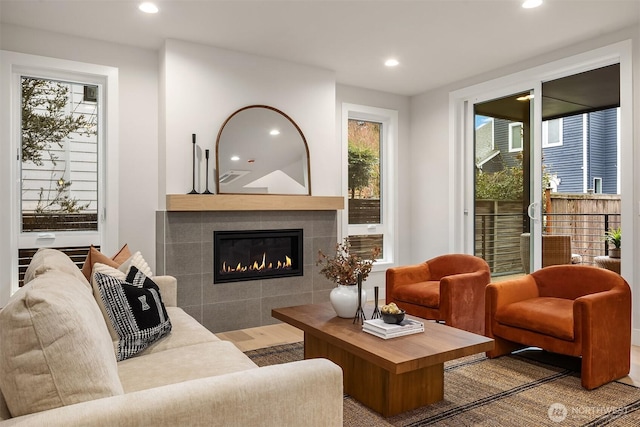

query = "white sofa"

[{"left": 0, "top": 249, "right": 343, "bottom": 426}]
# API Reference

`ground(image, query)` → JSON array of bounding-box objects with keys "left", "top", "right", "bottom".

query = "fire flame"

[{"left": 221, "top": 253, "right": 292, "bottom": 274}]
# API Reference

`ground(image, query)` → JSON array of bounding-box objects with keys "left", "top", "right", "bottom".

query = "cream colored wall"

[{"left": 161, "top": 39, "right": 338, "bottom": 199}]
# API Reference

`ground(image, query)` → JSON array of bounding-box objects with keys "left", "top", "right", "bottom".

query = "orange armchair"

[
  {"left": 386, "top": 254, "right": 491, "bottom": 335},
  {"left": 485, "top": 265, "right": 631, "bottom": 390}
]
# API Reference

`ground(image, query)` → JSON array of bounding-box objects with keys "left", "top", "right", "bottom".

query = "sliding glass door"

[{"left": 473, "top": 89, "right": 542, "bottom": 276}]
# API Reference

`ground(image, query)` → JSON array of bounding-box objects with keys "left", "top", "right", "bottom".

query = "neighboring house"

[{"left": 475, "top": 107, "right": 619, "bottom": 194}]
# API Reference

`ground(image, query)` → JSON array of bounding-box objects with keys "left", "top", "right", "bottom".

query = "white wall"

[
  {"left": 335, "top": 84, "right": 411, "bottom": 298},
  {"left": 0, "top": 24, "right": 159, "bottom": 266},
  {"left": 409, "top": 87, "right": 451, "bottom": 263},
  {"left": 162, "top": 39, "right": 338, "bottom": 198}
]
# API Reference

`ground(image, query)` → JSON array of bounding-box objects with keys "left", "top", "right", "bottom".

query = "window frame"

[
  {"left": 342, "top": 103, "right": 397, "bottom": 269},
  {"left": 508, "top": 122, "right": 523, "bottom": 152},
  {"left": 594, "top": 177, "right": 603, "bottom": 194},
  {"left": 19, "top": 76, "right": 100, "bottom": 239},
  {"left": 0, "top": 51, "right": 119, "bottom": 304},
  {"left": 542, "top": 117, "right": 564, "bottom": 147}
]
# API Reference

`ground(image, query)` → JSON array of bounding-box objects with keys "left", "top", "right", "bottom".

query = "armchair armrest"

[
  {"left": 486, "top": 276, "right": 539, "bottom": 313},
  {"left": 575, "top": 287, "right": 631, "bottom": 352},
  {"left": 485, "top": 276, "right": 540, "bottom": 356},
  {"left": 385, "top": 263, "right": 430, "bottom": 302},
  {"left": 574, "top": 287, "right": 631, "bottom": 389},
  {"left": 440, "top": 270, "right": 490, "bottom": 322},
  {"left": 152, "top": 275, "right": 177, "bottom": 307},
  {"left": 0, "top": 359, "right": 343, "bottom": 427}
]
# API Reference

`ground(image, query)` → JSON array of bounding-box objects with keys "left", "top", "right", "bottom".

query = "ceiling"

[
  {"left": 475, "top": 64, "right": 621, "bottom": 122},
  {"left": 1, "top": 1, "right": 638, "bottom": 96}
]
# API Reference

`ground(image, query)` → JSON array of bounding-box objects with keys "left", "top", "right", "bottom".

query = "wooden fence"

[{"left": 476, "top": 193, "right": 621, "bottom": 275}]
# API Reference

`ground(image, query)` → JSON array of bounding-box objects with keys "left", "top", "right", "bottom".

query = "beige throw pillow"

[
  {"left": 0, "top": 270, "right": 123, "bottom": 417},
  {"left": 117, "top": 251, "right": 153, "bottom": 277}
]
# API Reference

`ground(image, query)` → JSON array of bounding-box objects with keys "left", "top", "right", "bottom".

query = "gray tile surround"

[{"left": 156, "top": 210, "right": 337, "bottom": 333}]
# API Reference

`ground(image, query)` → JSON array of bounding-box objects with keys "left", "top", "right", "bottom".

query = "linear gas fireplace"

[{"left": 213, "top": 229, "right": 303, "bottom": 284}]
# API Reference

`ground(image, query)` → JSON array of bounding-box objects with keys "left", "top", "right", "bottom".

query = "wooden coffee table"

[{"left": 272, "top": 302, "right": 494, "bottom": 417}]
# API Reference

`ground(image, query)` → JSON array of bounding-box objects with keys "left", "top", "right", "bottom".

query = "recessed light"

[
  {"left": 139, "top": 2, "right": 159, "bottom": 13},
  {"left": 516, "top": 94, "right": 535, "bottom": 101},
  {"left": 269, "top": 129, "right": 280, "bottom": 136},
  {"left": 385, "top": 59, "right": 399, "bottom": 67},
  {"left": 522, "top": 0, "right": 542, "bottom": 9},
  {"left": 230, "top": 156, "right": 240, "bottom": 161}
]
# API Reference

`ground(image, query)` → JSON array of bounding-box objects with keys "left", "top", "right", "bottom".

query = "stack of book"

[{"left": 362, "top": 318, "right": 424, "bottom": 339}]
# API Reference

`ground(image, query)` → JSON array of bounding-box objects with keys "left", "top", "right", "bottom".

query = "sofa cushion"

[
  {"left": 494, "top": 297, "right": 575, "bottom": 341},
  {"left": 138, "top": 307, "right": 220, "bottom": 356},
  {"left": 0, "top": 270, "right": 123, "bottom": 417},
  {"left": 392, "top": 281, "right": 440, "bottom": 308},
  {"left": 81, "top": 244, "right": 131, "bottom": 281},
  {"left": 94, "top": 268, "right": 172, "bottom": 361},
  {"left": 118, "top": 341, "right": 258, "bottom": 393},
  {"left": 23, "top": 248, "right": 90, "bottom": 289}
]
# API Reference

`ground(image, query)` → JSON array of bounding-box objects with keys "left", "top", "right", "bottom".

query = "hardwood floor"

[
  {"left": 216, "top": 323, "right": 303, "bottom": 352},
  {"left": 218, "top": 322, "right": 640, "bottom": 386}
]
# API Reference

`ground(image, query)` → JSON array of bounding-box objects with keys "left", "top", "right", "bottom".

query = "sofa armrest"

[
  {"left": 385, "top": 263, "right": 430, "bottom": 302},
  {"left": 0, "top": 359, "right": 343, "bottom": 427},
  {"left": 152, "top": 275, "right": 177, "bottom": 307}
]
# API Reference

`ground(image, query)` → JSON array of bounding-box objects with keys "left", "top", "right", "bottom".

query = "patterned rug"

[{"left": 245, "top": 342, "right": 640, "bottom": 426}]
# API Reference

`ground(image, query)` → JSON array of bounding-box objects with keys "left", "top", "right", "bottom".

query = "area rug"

[{"left": 245, "top": 342, "right": 640, "bottom": 426}]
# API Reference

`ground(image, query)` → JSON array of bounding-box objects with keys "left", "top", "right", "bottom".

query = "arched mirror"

[{"left": 216, "top": 105, "right": 311, "bottom": 195}]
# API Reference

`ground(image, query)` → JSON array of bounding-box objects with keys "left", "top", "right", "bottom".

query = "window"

[
  {"left": 543, "top": 118, "right": 563, "bottom": 147},
  {"left": 20, "top": 77, "right": 99, "bottom": 234},
  {"left": 508, "top": 122, "right": 523, "bottom": 152},
  {"left": 1, "top": 51, "right": 118, "bottom": 304},
  {"left": 594, "top": 177, "right": 603, "bottom": 194},
  {"left": 342, "top": 104, "right": 397, "bottom": 266}
]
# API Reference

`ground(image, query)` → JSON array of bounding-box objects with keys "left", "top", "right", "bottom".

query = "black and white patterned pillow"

[{"left": 94, "top": 267, "right": 172, "bottom": 361}]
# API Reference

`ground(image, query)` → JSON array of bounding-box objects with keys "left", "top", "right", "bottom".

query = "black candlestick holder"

[
  {"left": 203, "top": 149, "right": 212, "bottom": 194},
  {"left": 353, "top": 273, "right": 366, "bottom": 325},
  {"left": 372, "top": 286, "right": 381, "bottom": 319},
  {"left": 188, "top": 133, "right": 199, "bottom": 194}
]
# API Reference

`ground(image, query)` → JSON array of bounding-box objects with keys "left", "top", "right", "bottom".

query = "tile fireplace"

[{"left": 156, "top": 209, "right": 338, "bottom": 333}]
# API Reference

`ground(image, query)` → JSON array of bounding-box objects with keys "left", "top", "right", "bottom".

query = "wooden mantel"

[{"left": 166, "top": 194, "right": 344, "bottom": 211}]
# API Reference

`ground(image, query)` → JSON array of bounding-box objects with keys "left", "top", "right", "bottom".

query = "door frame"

[
  {"left": 468, "top": 88, "right": 542, "bottom": 273},
  {"left": 450, "top": 40, "right": 631, "bottom": 265},
  {"left": 449, "top": 40, "right": 634, "bottom": 338}
]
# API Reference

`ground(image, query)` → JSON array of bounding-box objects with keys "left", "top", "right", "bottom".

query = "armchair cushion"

[
  {"left": 392, "top": 280, "right": 440, "bottom": 308},
  {"left": 494, "top": 297, "right": 575, "bottom": 341}
]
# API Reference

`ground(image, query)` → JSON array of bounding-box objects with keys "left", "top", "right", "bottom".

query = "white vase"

[{"left": 329, "top": 285, "right": 367, "bottom": 318}]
